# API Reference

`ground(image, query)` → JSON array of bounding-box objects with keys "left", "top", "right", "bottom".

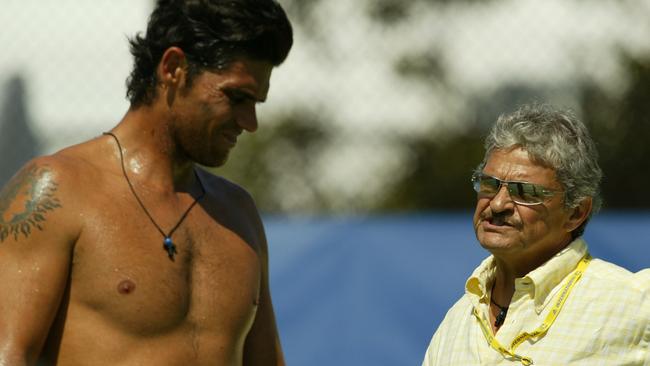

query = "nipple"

[{"left": 117, "top": 279, "right": 136, "bottom": 295}]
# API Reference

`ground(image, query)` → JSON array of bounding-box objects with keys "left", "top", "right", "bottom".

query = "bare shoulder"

[
  {"left": 0, "top": 136, "right": 108, "bottom": 246},
  {"left": 197, "top": 167, "right": 260, "bottom": 215},
  {"left": 196, "top": 167, "right": 267, "bottom": 250},
  {"left": 0, "top": 154, "right": 84, "bottom": 247}
]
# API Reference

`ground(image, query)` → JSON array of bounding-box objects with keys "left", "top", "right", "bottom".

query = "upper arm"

[
  {"left": 236, "top": 190, "right": 284, "bottom": 366},
  {"left": 242, "top": 235, "right": 285, "bottom": 366},
  {"left": 200, "top": 171, "right": 285, "bottom": 365},
  {"left": 0, "top": 159, "right": 79, "bottom": 364}
]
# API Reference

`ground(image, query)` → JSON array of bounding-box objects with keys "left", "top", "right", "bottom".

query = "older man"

[{"left": 422, "top": 104, "right": 649, "bottom": 365}]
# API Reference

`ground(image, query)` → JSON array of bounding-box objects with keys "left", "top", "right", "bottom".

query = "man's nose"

[
  {"left": 489, "top": 184, "right": 515, "bottom": 212},
  {"left": 236, "top": 107, "right": 258, "bottom": 133}
]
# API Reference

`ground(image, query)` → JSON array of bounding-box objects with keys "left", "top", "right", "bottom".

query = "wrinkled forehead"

[
  {"left": 483, "top": 147, "right": 560, "bottom": 186},
  {"left": 486, "top": 144, "right": 555, "bottom": 169}
]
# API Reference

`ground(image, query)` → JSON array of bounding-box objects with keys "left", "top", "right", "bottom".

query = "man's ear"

[
  {"left": 564, "top": 197, "right": 592, "bottom": 233},
  {"left": 157, "top": 47, "right": 187, "bottom": 106},
  {"left": 158, "top": 47, "right": 187, "bottom": 88}
]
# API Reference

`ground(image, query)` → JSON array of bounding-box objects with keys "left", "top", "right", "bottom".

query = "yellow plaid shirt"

[{"left": 422, "top": 238, "right": 650, "bottom": 365}]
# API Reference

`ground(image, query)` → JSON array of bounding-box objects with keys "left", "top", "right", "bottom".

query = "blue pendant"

[{"left": 163, "top": 237, "right": 177, "bottom": 260}]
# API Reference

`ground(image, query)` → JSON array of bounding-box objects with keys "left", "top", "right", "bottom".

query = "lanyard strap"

[{"left": 473, "top": 254, "right": 592, "bottom": 365}]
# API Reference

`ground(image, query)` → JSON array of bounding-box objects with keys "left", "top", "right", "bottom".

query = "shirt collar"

[
  {"left": 465, "top": 255, "right": 497, "bottom": 306},
  {"left": 465, "top": 238, "right": 589, "bottom": 312},
  {"left": 524, "top": 238, "right": 588, "bottom": 311}
]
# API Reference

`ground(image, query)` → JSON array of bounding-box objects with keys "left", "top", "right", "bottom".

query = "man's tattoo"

[{"left": 0, "top": 164, "right": 62, "bottom": 242}]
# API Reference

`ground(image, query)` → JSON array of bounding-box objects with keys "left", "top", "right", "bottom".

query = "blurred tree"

[
  {"left": 215, "top": 0, "right": 650, "bottom": 213},
  {"left": 378, "top": 132, "right": 485, "bottom": 210},
  {"left": 580, "top": 53, "right": 650, "bottom": 209},
  {"left": 378, "top": 83, "right": 553, "bottom": 211},
  {"left": 213, "top": 110, "right": 333, "bottom": 212},
  {"left": 0, "top": 76, "right": 40, "bottom": 188},
  {"left": 367, "top": 0, "right": 492, "bottom": 25}
]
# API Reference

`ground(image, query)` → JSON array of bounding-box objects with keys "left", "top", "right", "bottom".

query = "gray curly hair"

[{"left": 478, "top": 103, "right": 603, "bottom": 238}]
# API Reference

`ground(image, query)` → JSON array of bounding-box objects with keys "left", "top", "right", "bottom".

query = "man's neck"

[
  {"left": 491, "top": 235, "right": 573, "bottom": 306},
  {"left": 490, "top": 262, "right": 517, "bottom": 307},
  {"left": 108, "top": 106, "right": 196, "bottom": 193}
]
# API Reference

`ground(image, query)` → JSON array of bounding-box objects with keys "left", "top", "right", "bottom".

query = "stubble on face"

[{"left": 169, "top": 58, "right": 273, "bottom": 168}]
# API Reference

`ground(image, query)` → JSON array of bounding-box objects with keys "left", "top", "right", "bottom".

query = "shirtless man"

[{"left": 0, "top": 1, "right": 292, "bottom": 365}]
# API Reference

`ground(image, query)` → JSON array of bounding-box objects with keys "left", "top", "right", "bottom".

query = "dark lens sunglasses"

[{"left": 471, "top": 173, "right": 562, "bottom": 205}]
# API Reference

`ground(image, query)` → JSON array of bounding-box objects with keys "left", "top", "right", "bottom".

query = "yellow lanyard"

[{"left": 473, "top": 254, "right": 592, "bottom": 365}]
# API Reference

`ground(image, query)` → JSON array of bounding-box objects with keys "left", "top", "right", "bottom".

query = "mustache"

[{"left": 480, "top": 211, "right": 521, "bottom": 228}]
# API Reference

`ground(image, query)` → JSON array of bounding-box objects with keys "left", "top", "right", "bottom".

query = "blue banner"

[{"left": 265, "top": 212, "right": 650, "bottom": 366}]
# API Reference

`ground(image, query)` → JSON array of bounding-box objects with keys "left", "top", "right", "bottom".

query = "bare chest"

[{"left": 69, "top": 200, "right": 262, "bottom": 337}]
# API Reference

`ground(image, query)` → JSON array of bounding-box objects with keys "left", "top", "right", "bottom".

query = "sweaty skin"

[{"left": 0, "top": 57, "right": 283, "bottom": 366}]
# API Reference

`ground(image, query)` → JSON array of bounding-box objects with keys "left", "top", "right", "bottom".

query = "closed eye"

[{"left": 225, "top": 89, "right": 258, "bottom": 105}]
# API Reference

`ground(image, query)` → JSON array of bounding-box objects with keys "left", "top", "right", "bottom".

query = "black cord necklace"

[
  {"left": 103, "top": 132, "right": 205, "bottom": 261},
  {"left": 490, "top": 296, "right": 509, "bottom": 327}
]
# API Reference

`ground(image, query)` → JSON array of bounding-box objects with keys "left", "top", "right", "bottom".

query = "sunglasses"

[{"left": 471, "top": 173, "right": 562, "bottom": 206}]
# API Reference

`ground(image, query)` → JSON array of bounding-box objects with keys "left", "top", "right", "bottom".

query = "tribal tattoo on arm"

[{"left": 0, "top": 164, "right": 62, "bottom": 243}]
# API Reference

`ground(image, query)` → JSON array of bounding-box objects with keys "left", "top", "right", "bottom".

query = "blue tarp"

[{"left": 264, "top": 211, "right": 650, "bottom": 366}]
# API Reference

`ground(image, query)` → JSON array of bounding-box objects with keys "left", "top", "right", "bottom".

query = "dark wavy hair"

[{"left": 126, "top": 0, "right": 293, "bottom": 106}]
